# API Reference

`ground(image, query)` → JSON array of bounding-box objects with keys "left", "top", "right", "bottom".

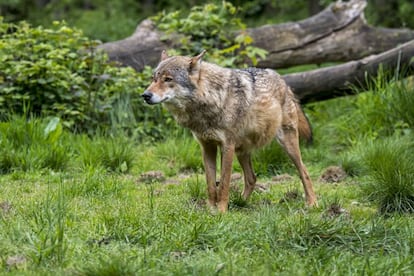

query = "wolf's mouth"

[{"left": 141, "top": 91, "right": 171, "bottom": 105}]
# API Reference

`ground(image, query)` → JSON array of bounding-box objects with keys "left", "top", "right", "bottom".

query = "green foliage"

[
  {"left": 0, "top": 18, "right": 169, "bottom": 137},
  {"left": 235, "top": 0, "right": 318, "bottom": 26},
  {"left": 0, "top": 0, "right": 145, "bottom": 42},
  {"left": 361, "top": 137, "right": 414, "bottom": 214},
  {"left": 152, "top": 2, "right": 267, "bottom": 67},
  {"left": 366, "top": 0, "right": 414, "bottom": 29}
]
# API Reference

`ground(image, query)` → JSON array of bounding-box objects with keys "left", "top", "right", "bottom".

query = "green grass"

[
  {"left": 361, "top": 137, "right": 414, "bottom": 214},
  {"left": 2, "top": 168, "right": 414, "bottom": 275},
  {"left": 2, "top": 78, "right": 414, "bottom": 274}
]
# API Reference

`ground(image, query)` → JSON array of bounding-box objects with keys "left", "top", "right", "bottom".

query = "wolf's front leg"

[
  {"left": 200, "top": 141, "right": 218, "bottom": 209},
  {"left": 217, "top": 143, "right": 235, "bottom": 213}
]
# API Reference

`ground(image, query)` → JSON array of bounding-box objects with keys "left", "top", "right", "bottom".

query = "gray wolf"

[{"left": 142, "top": 50, "right": 317, "bottom": 213}]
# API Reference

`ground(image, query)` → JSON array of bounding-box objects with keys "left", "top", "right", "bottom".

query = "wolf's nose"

[{"left": 141, "top": 90, "right": 153, "bottom": 103}]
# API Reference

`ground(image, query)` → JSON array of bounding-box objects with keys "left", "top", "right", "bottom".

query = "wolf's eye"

[{"left": 164, "top": 77, "right": 173, "bottom": 82}]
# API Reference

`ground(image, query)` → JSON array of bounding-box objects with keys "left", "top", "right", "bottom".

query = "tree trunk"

[{"left": 98, "top": 19, "right": 165, "bottom": 72}]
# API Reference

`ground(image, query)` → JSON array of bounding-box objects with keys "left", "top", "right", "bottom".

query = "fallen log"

[
  {"left": 283, "top": 39, "right": 414, "bottom": 103},
  {"left": 98, "top": 0, "right": 414, "bottom": 72},
  {"left": 250, "top": 0, "right": 414, "bottom": 69}
]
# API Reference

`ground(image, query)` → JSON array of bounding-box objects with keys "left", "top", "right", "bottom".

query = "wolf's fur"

[{"left": 142, "top": 50, "right": 317, "bottom": 212}]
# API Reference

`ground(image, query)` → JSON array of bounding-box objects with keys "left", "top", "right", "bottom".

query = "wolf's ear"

[
  {"left": 189, "top": 50, "right": 206, "bottom": 72},
  {"left": 161, "top": 50, "right": 169, "bottom": 61}
]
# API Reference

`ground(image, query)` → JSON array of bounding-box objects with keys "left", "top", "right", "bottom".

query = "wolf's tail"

[{"left": 296, "top": 103, "right": 313, "bottom": 144}]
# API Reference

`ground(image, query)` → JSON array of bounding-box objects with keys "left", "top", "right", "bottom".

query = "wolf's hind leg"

[
  {"left": 237, "top": 152, "right": 256, "bottom": 200},
  {"left": 276, "top": 126, "right": 317, "bottom": 207},
  {"left": 200, "top": 141, "right": 218, "bottom": 209}
]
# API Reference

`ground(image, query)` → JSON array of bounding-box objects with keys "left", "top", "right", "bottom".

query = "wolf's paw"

[
  {"left": 206, "top": 200, "right": 218, "bottom": 215},
  {"left": 306, "top": 197, "right": 318, "bottom": 208},
  {"left": 217, "top": 201, "right": 228, "bottom": 213}
]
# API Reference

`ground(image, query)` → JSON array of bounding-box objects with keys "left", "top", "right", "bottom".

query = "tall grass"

[
  {"left": 361, "top": 136, "right": 414, "bottom": 214},
  {"left": 153, "top": 134, "right": 203, "bottom": 174},
  {"left": 305, "top": 71, "right": 414, "bottom": 168},
  {"left": 75, "top": 133, "right": 136, "bottom": 173},
  {"left": 0, "top": 116, "right": 69, "bottom": 173},
  {"left": 389, "top": 79, "right": 414, "bottom": 130},
  {"left": 185, "top": 175, "right": 206, "bottom": 203},
  {"left": 76, "top": 256, "right": 137, "bottom": 276},
  {"left": 25, "top": 179, "right": 67, "bottom": 265},
  {"left": 253, "top": 142, "right": 291, "bottom": 177},
  {"left": 0, "top": 116, "right": 137, "bottom": 174}
]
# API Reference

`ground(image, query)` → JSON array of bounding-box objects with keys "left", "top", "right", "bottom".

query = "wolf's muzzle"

[{"left": 141, "top": 90, "right": 153, "bottom": 104}]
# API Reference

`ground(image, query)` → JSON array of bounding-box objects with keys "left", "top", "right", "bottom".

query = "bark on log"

[
  {"left": 98, "top": 0, "right": 414, "bottom": 72},
  {"left": 98, "top": 19, "right": 165, "bottom": 71},
  {"left": 283, "top": 39, "right": 414, "bottom": 103},
  {"left": 250, "top": 1, "right": 414, "bottom": 69}
]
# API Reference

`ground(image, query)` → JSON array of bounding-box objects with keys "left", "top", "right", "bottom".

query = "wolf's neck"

[{"left": 196, "top": 62, "right": 231, "bottom": 99}]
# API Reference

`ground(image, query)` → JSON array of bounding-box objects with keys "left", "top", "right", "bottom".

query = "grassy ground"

[
  {"left": 3, "top": 164, "right": 414, "bottom": 275},
  {"left": 1, "top": 82, "right": 414, "bottom": 274}
]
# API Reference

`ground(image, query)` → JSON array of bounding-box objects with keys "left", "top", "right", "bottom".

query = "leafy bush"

[
  {"left": 151, "top": 2, "right": 267, "bottom": 67},
  {"left": 361, "top": 137, "right": 414, "bottom": 214},
  {"left": 0, "top": 18, "right": 170, "bottom": 138}
]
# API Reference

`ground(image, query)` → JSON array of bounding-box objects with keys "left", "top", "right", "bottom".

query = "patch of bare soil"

[
  {"left": 137, "top": 171, "right": 283, "bottom": 196},
  {"left": 0, "top": 201, "right": 12, "bottom": 215},
  {"left": 255, "top": 183, "right": 270, "bottom": 193},
  {"left": 231, "top": 173, "right": 242, "bottom": 182},
  {"left": 6, "top": 255, "right": 26, "bottom": 270},
  {"left": 138, "top": 171, "right": 166, "bottom": 183},
  {"left": 188, "top": 198, "right": 206, "bottom": 210},
  {"left": 324, "top": 203, "right": 350, "bottom": 219},
  {"left": 279, "top": 189, "right": 301, "bottom": 203},
  {"left": 165, "top": 173, "right": 192, "bottom": 185},
  {"left": 319, "top": 166, "right": 347, "bottom": 183},
  {"left": 271, "top": 173, "right": 294, "bottom": 183}
]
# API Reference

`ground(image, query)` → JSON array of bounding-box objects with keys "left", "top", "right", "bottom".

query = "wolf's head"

[{"left": 141, "top": 50, "right": 206, "bottom": 105}]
